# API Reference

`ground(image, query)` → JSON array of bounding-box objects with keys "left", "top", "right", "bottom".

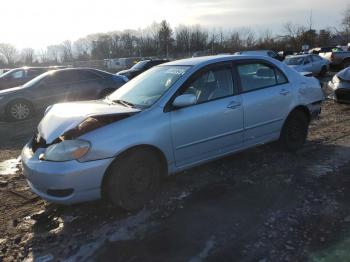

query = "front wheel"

[
  {"left": 105, "top": 149, "right": 161, "bottom": 211},
  {"left": 279, "top": 111, "right": 309, "bottom": 151},
  {"left": 6, "top": 100, "right": 33, "bottom": 121}
]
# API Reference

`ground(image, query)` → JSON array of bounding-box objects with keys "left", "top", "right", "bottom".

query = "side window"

[
  {"left": 304, "top": 57, "right": 311, "bottom": 64},
  {"left": 27, "top": 69, "right": 45, "bottom": 78},
  {"left": 182, "top": 66, "right": 234, "bottom": 104},
  {"left": 311, "top": 55, "right": 322, "bottom": 62},
  {"left": 11, "top": 70, "right": 24, "bottom": 80},
  {"left": 78, "top": 71, "right": 101, "bottom": 81},
  {"left": 237, "top": 62, "right": 287, "bottom": 92}
]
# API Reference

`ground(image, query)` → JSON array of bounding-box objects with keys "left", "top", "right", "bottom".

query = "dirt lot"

[{"left": 1, "top": 77, "right": 350, "bottom": 261}]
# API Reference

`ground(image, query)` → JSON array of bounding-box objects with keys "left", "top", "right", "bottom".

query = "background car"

[
  {"left": 234, "top": 50, "right": 282, "bottom": 60},
  {"left": 0, "top": 68, "right": 127, "bottom": 121},
  {"left": 283, "top": 54, "right": 329, "bottom": 76},
  {"left": 327, "top": 66, "right": 350, "bottom": 103},
  {"left": 0, "top": 66, "right": 66, "bottom": 90},
  {"left": 117, "top": 59, "right": 169, "bottom": 79}
]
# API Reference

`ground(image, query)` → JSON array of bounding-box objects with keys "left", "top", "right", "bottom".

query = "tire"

[
  {"left": 279, "top": 110, "right": 309, "bottom": 152},
  {"left": 6, "top": 100, "right": 33, "bottom": 121},
  {"left": 105, "top": 149, "right": 162, "bottom": 211},
  {"left": 319, "top": 66, "right": 327, "bottom": 77}
]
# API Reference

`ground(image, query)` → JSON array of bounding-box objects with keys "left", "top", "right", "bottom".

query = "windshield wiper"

[{"left": 112, "top": 99, "right": 137, "bottom": 108}]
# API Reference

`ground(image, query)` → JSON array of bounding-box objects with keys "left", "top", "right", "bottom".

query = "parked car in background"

[
  {"left": 0, "top": 68, "right": 11, "bottom": 76},
  {"left": 21, "top": 55, "right": 323, "bottom": 210},
  {"left": 283, "top": 54, "right": 329, "bottom": 76},
  {"left": 0, "top": 66, "right": 66, "bottom": 90},
  {"left": 278, "top": 51, "right": 297, "bottom": 60},
  {"left": 319, "top": 49, "right": 350, "bottom": 69},
  {"left": 117, "top": 59, "right": 169, "bottom": 79},
  {"left": 308, "top": 46, "right": 344, "bottom": 54},
  {"left": 327, "top": 66, "right": 350, "bottom": 103},
  {"left": 235, "top": 50, "right": 282, "bottom": 60},
  {"left": 0, "top": 68, "right": 127, "bottom": 121}
]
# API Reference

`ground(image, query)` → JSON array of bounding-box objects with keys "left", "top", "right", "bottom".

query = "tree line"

[{"left": 1, "top": 6, "right": 350, "bottom": 67}]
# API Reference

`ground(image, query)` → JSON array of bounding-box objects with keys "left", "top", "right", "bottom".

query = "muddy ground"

[{"left": 1, "top": 76, "right": 350, "bottom": 261}]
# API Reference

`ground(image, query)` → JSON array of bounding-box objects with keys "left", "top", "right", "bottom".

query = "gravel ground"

[{"left": 1, "top": 75, "right": 350, "bottom": 262}]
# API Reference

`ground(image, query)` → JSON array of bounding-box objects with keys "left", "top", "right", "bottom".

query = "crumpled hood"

[
  {"left": 337, "top": 67, "right": 350, "bottom": 81},
  {"left": 0, "top": 86, "right": 24, "bottom": 95},
  {"left": 38, "top": 100, "right": 140, "bottom": 143}
]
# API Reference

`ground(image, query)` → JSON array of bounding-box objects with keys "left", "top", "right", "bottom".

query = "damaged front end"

[{"left": 31, "top": 113, "right": 137, "bottom": 162}]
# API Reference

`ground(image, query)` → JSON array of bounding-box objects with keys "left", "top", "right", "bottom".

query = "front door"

[{"left": 170, "top": 63, "right": 244, "bottom": 167}]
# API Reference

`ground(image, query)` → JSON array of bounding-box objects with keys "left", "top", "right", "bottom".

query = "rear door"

[
  {"left": 235, "top": 60, "right": 292, "bottom": 146},
  {"left": 170, "top": 63, "right": 244, "bottom": 167}
]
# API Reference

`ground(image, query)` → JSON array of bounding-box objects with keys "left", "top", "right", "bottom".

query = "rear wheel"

[
  {"left": 105, "top": 149, "right": 162, "bottom": 211},
  {"left": 6, "top": 100, "right": 33, "bottom": 121},
  {"left": 279, "top": 110, "right": 309, "bottom": 151}
]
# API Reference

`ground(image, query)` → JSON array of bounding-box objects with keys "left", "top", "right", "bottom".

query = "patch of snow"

[{"left": 0, "top": 157, "right": 21, "bottom": 176}]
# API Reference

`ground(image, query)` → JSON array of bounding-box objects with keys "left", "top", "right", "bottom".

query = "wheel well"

[
  {"left": 100, "top": 145, "right": 168, "bottom": 199},
  {"left": 288, "top": 106, "right": 311, "bottom": 123}
]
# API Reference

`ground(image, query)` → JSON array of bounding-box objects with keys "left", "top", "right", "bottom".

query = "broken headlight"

[
  {"left": 332, "top": 75, "right": 341, "bottom": 84},
  {"left": 41, "top": 140, "right": 90, "bottom": 162}
]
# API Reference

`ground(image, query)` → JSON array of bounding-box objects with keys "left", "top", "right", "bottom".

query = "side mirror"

[{"left": 172, "top": 94, "right": 197, "bottom": 108}]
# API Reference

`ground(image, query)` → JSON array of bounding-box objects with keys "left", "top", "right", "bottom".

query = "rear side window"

[
  {"left": 11, "top": 70, "right": 24, "bottom": 79},
  {"left": 27, "top": 69, "right": 45, "bottom": 78},
  {"left": 237, "top": 62, "right": 287, "bottom": 92},
  {"left": 311, "top": 55, "right": 322, "bottom": 62}
]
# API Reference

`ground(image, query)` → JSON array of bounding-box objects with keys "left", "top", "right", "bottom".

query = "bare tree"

[
  {"left": 46, "top": 45, "right": 61, "bottom": 63},
  {"left": 60, "top": 40, "right": 74, "bottom": 62},
  {"left": 0, "top": 43, "right": 18, "bottom": 65},
  {"left": 21, "top": 48, "right": 35, "bottom": 65}
]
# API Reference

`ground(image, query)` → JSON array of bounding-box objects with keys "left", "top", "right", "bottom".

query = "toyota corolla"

[{"left": 21, "top": 55, "right": 324, "bottom": 210}]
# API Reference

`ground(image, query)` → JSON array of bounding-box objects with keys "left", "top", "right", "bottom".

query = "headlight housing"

[
  {"left": 332, "top": 75, "right": 341, "bottom": 84},
  {"left": 42, "top": 140, "right": 90, "bottom": 162}
]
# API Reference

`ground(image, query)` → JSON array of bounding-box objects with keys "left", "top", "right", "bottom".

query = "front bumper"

[{"left": 21, "top": 142, "right": 114, "bottom": 204}]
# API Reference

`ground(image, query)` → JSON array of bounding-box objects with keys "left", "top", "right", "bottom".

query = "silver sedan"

[
  {"left": 284, "top": 54, "right": 329, "bottom": 76},
  {"left": 22, "top": 55, "right": 324, "bottom": 210}
]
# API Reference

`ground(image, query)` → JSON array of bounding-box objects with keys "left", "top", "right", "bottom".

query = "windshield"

[
  {"left": 22, "top": 71, "right": 52, "bottom": 88},
  {"left": 284, "top": 57, "right": 305, "bottom": 65},
  {"left": 108, "top": 65, "right": 190, "bottom": 109},
  {"left": 131, "top": 60, "right": 149, "bottom": 70}
]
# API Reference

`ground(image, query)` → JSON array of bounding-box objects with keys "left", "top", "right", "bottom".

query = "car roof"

[{"left": 163, "top": 55, "right": 275, "bottom": 67}]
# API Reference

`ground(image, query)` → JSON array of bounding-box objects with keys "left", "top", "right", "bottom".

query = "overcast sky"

[{"left": 0, "top": 0, "right": 348, "bottom": 49}]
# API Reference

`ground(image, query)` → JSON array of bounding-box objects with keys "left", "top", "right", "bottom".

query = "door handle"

[
  {"left": 280, "top": 89, "right": 290, "bottom": 96},
  {"left": 227, "top": 101, "right": 241, "bottom": 109}
]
